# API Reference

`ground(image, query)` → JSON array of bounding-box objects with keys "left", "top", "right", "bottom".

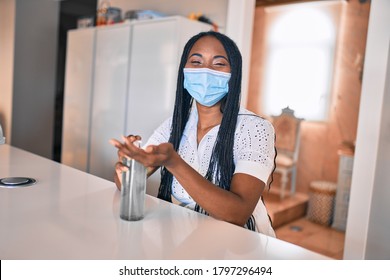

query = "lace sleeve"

[{"left": 234, "top": 116, "right": 276, "bottom": 184}]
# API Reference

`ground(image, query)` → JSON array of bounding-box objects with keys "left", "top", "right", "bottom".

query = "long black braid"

[{"left": 157, "top": 31, "right": 273, "bottom": 231}]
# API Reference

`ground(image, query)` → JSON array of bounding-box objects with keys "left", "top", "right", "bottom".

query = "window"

[{"left": 262, "top": 2, "right": 340, "bottom": 121}]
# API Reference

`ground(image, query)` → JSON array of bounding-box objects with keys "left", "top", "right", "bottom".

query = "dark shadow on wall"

[{"left": 53, "top": 0, "right": 97, "bottom": 162}]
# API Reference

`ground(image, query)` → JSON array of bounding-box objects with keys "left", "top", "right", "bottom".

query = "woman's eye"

[
  {"left": 190, "top": 60, "right": 202, "bottom": 65},
  {"left": 213, "top": 59, "right": 229, "bottom": 67},
  {"left": 214, "top": 62, "right": 229, "bottom": 68}
]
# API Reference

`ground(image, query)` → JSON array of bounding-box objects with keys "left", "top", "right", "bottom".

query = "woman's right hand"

[{"left": 110, "top": 135, "right": 142, "bottom": 190}]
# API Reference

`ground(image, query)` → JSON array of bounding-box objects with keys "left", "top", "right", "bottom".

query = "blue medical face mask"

[{"left": 183, "top": 68, "right": 231, "bottom": 107}]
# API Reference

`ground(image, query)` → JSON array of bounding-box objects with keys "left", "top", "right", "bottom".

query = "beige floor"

[
  {"left": 275, "top": 217, "right": 346, "bottom": 259},
  {"left": 263, "top": 186, "right": 346, "bottom": 260}
]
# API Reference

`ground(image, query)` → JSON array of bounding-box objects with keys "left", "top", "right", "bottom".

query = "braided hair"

[{"left": 157, "top": 31, "right": 260, "bottom": 230}]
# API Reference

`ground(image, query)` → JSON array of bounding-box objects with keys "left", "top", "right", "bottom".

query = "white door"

[
  {"left": 89, "top": 24, "right": 131, "bottom": 180},
  {"left": 125, "top": 19, "right": 177, "bottom": 141},
  {"left": 61, "top": 28, "right": 95, "bottom": 172}
]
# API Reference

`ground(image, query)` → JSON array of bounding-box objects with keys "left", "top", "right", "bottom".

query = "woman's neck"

[
  {"left": 196, "top": 103, "right": 223, "bottom": 144},
  {"left": 196, "top": 103, "right": 223, "bottom": 129}
]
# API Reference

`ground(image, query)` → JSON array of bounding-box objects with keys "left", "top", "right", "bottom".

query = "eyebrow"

[
  {"left": 214, "top": 55, "right": 229, "bottom": 61},
  {"left": 189, "top": 53, "right": 202, "bottom": 58}
]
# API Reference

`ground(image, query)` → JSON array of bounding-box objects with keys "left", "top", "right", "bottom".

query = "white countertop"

[{"left": 0, "top": 144, "right": 329, "bottom": 260}]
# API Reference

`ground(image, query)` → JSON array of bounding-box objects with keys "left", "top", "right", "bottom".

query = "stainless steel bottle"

[
  {"left": 0, "top": 122, "right": 5, "bottom": 144},
  {"left": 119, "top": 142, "right": 147, "bottom": 221}
]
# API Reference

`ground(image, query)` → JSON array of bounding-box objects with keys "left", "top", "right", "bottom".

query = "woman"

[{"left": 110, "top": 31, "right": 276, "bottom": 237}]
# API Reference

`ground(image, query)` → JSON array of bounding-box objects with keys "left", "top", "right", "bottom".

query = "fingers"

[
  {"left": 141, "top": 143, "right": 176, "bottom": 167},
  {"left": 122, "top": 135, "right": 141, "bottom": 146},
  {"left": 144, "top": 143, "right": 173, "bottom": 155},
  {"left": 115, "top": 161, "right": 128, "bottom": 174},
  {"left": 110, "top": 134, "right": 143, "bottom": 160},
  {"left": 125, "top": 134, "right": 142, "bottom": 142},
  {"left": 109, "top": 135, "right": 142, "bottom": 148},
  {"left": 111, "top": 134, "right": 141, "bottom": 189},
  {"left": 144, "top": 145, "right": 155, "bottom": 153},
  {"left": 114, "top": 161, "right": 128, "bottom": 189},
  {"left": 109, "top": 138, "right": 122, "bottom": 149},
  {"left": 122, "top": 135, "right": 142, "bottom": 149},
  {"left": 111, "top": 136, "right": 174, "bottom": 168}
]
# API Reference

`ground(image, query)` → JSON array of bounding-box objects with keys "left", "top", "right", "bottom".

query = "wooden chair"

[{"left": 271, "top": 107, "right": 303, "bottom": 199}]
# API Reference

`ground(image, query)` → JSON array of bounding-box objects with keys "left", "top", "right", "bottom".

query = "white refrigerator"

[{"left": 62, "top": 16, "right": 211, "bottom": 196}]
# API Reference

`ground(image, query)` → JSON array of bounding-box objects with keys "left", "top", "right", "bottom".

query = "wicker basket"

[{"left": 307, "top": 181, "right": 337, "bottom": 226}]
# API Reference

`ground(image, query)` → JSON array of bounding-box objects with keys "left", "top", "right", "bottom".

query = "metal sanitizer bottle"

[{"left": 120, "top": 141, "right": 147, "bottom": 221}]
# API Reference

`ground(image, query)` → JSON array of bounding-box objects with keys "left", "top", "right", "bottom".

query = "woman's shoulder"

[
  {"left": 237, "top": 108, "right": 274, "bottom": 131},
  {"left": 156, "top": 116, "right": 173, "bottom": 130},
  {"left": 144, "top": 116, "right": 172, "bottom": 146}
]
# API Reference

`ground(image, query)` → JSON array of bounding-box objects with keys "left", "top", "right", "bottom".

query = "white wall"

[
  {"left": 343, "top": 0, "right": 390, "bottom": 259},
  {"left": 0, "top": 0, "right": 60, "bottom": 158},
  {"left": 225, "top": 0, "right": 255, "bottom": 107}
]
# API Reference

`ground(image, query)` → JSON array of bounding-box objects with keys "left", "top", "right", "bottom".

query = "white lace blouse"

[{"left": 144, "top": 106, "right": 276, "bottom": 237}]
